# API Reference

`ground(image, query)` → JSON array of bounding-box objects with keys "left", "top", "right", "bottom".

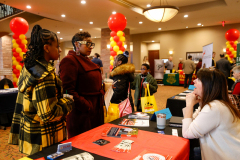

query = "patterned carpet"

[{"left": 0, "top": 85, "right": 186, "bottom": 160}]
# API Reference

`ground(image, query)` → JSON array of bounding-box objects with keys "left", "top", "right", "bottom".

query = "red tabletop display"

[
  {"left": 62, "top": 123, "right": 190, "bottom": 160},
  {"left": 179, "top": 71, "right": 197, "bottom": 85}
]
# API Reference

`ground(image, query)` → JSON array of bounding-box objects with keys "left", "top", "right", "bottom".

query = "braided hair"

[
  {"left": 116, "top": 51, "right": 129, "bottom": 65},
  {"left": 23, "top": 25, "right": 58, "bottom": 69}
]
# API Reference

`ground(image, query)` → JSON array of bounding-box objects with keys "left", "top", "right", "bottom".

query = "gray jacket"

[{"left": 183, "top": 59, "right": 196, "bottom": 74}]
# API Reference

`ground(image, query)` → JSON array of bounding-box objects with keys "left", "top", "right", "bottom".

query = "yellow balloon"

[
  {"left": 110, "top": 60, "right": 114, "bottom": 66},
  {"left": 16, "top": 48, "right": 22, "bottom": 53},
  {"left": 234, "top": 41, "right": 238, "bottom": 45},
  {"left": 110, "top": 41, "right": 116, "bottom": 47},
  {"left": 110, "top": 37, "right": 114, "bottom": 42},
  {"left": 12, "top": 57, "right": 16, "bottom": 61},
  {"left": 117, "top": 50, "right": 123, "bottom": 55},
  {"left": 119, "top": 36, "right": 125, "bottom": 42},
  {"left": 12, "top": 39, "right": 16, "bottom": 43},
  {"left": 22, "top": 39, "right": 28, "bottom": 45},
  {"left": 226, "top": 44, "right": 231, "bottom": 48},
  {"left": 12, "top": 74, "right": 16, "bottom": 78},
  {"left": 117, "top": 31, "right": 123, "bottom": 37},
  {"left": 19, "top": 52, "right": 24, "bottom": 58},
  {"left": 110, "top": 56, "right": 114, "bottom": 61},
  {"left": 232, "top": 51, "right": 237, "bottom": 55},
  {"left": 113, "top": 46, "right": 119, "bottom": 52},
  {"left": 13, "top": 77, "right": 18, "bottom": 83},
  {"left": 226, "top": 41, "right": 229, "bottom": 45},
  {"left": 13, "top": 60, "right": 18, "bottom": 66},
  {"left": 230, "top": 60, "right": 233, "bottom": 63},
  {"left": 16, "top": 65, "right": 22, "bottom": 71},
  {"left": 122, "top": 42, "right": 125, "bottom": 46},
  {"left": 229, "top": 47, "right": 234, "bottom": 51},
  {"left": 19, "top": 34, "right": 25, "bottom": 40},
  {"left": 13, "top": 43, "right": 19, "bottom": 48},
  {"left": 234, "top": 54, "right": 237, "bottom": 58}
]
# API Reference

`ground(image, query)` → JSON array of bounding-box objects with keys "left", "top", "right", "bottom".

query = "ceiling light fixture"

[
  {"left": 139, "top": 21, "right": 143, "bottom": 24},
  {"left": 61, "top": 14, "right": 65, "bottom": 17},
  {"left": 90, "top": 22, "right": 93, "bottom": 24},
  {"left": 57, "top": 32, "right": 60, "bottom": 34},
  {"left": 184, "top": 15, "right": 188, "bottom": 18},
  {"left": 60, "top": 38, "right": 63, "bottom": 40},
  {"left": 81, "top": 0, "right": 86, "bottom": 4},
  {"left": 143, "top": 0, "right": 179, "bottom": 22},
  {"left": 186, "top": 26, "right": 188, "bottom": 28},
  {"left": 147, "top": 4, "right": 151, "bottom": 7},
  {"left": 79, "top": 29, "right": 83, "bottom": 31},
  {"left": 26, "top": 5, "right": 31, "bottom": 9},
  {"left": 158, "top": 28, "right": 161, "bottom": 30},
  {"left": 202, "top": 25, "right": 204, "bottom": 26},
  {"left": 197, "top": 23, "right": 201, "bottom": 26},
  {"left": 112, "top": 11, "right": 116, "bottom": 14},
  {"left": 152, "top": 40, "right": 155, "bottom": 42}
]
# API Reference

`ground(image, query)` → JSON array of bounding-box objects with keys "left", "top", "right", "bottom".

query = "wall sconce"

[
  {"left": 169, "top": 51, "right": 173, "bottom": 54},
  {"left": 223, "top": 48, "right": 226, "bottom": 52},
  {"left": 107, "top": 44, "right": 110, "bottom": 48},
  {"left": 124, "top": 45, "right": 127, "bottom": 48}
]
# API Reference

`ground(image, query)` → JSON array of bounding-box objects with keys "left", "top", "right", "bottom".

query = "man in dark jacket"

[{"left": 216, "top": 54, "right": 232, "bottom": 79}]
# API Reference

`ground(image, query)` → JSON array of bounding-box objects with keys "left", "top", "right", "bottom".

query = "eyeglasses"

[
  {"left": 77, "top": 41, "right": 95, "bottom": 48},
  {"left": 141, "top": 68, "right": 147, "bottom": 70}
]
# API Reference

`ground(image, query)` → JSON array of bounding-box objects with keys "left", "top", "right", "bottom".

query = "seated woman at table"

[
  {"left": 8, "top": 25, "right": 74, "bottom": 155},
  {"left": 182, "top": 69, "right": 240, "bottom": 160}
]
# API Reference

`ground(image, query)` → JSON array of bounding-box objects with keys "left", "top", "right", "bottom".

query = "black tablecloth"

[
  {"left": 0, "top": 89, "right": 18, "bottom": 126},
  {"left": 28, "top": 113, "right": 199, "bottom": 160}
]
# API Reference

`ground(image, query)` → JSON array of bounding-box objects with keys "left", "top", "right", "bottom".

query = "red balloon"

[
  {"left": 19, "top": 62, "right": 24, "bottom": 67},
  {"left": 226, "top": 48, "right": 229, "bottom": 51},
  {"left": 110, "top": 47, "right": 113, "bottom": 51},
  {"left": 16, "top": 39, "right": 22, "bottom": 45},
  {"left": 117, "top": 41, "right": 122, "bottom": 47},
  {"left": 120, "top": 46, "right": 125, "bottom": 52},
  {"left": 110, "top": 31, "right": 117, "bottom": 37},
  {"left": 12, "top": 48, "right": 16, "bottom": 52},
  {"left": 13, "top": 82, "right": 16, "bottom": 86},
  {"left": 229, "top": 54, "right": 234, "bottom": 58},
  {"left": 234, "top": 46, "right": 237, "bottom": 50},
  {"left": 229, "top": 41, "right": 234, "bottom": 46},
  {"left": 227, "top": 51, "right": 231, "bottom": 55},
  {"left": 13, "top": 69, "right": 19, "bottom": 74},
  {"left": 16, "top": 56, "right": 22, "bottom": 62},
  {"left": 22, "top": 48, "right": 27, "bottom": 53},
  {"left": 12, "top": 34, "right": 19, "bottom": 39},
  {"left": 122, "top": 32, "right": 125, "bottom": 36},
  {"left": 108, "top": 13, "right": 127, "bottom": 32},
  {"left": 19, "top": 44, "right": 25, "bottom": 50},
  {"left": 13, "top": 52, "right": 19, "bottom": 57},
  {"left": 110, "top": 51, "right": 117, "bottom": 56},
  {"left": 113, "top": 36, "right": 119, "bottom": 42},
  {"left": 110, "top": 65, "right": 113, "bottom": 70},
  {"left": 225, "top": 29, "right": 240, "bottom": 41},
  {"left": 16, "top": 73, "right": 20, "bottom": 78},
  {"left": 12, "top": 65, "right": 16, "bottom": 70},
  {"left": 9, "top": 17, "right": 29, "bottom": 35}
]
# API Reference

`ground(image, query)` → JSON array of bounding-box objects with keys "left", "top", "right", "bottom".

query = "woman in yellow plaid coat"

[{"left": 8, "top": 25, "right": 73, "bottom": 155}]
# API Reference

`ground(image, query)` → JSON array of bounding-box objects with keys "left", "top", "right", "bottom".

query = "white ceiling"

[{"left": 1, "top": 0, "right": 240, "bottom": 41}]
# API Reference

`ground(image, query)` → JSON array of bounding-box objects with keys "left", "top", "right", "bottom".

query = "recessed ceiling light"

[
  {"left": 147, "top": 4, "right": 151, "bottom": 7},
  {"left": 79, "top": 29, "right": 83, "bottom": 31},
  {"left": 184, "top": 15, "right": 188, "bottom": 18},
  {"left": 186, "top": 26, "right": 188, "bottom": 28},
  {"left": 202, "top": 25, "right": 204, "bottom": 26},
  {"left": 95, "top": 37, "right": 96, "bottom": 38},
  {"left": 26, "top": 5, "right": 31, "bottom": 9},
  {"left": 57, "top": 32, "right": 60, "bottom": 34},
  {"left": 139, "top": 21, "right": 143, "bottom": 24},
  {"left": 152, "top": 40, "right": 155, "bottom": 42},
  {"left": 81, "top": 0, "right": 86, "bottom": 4},
  {"left": 90, "top": 22, "right": 93, "bottom": 24},
  {"left": 197, "top": 23, "right": 201, "bottom": 26},
  {"left": 60, "top": 38, "right": 63, "bottom": 40},
  {"left": 112, "top": 11, "right": 116, "bottom": 14},
  {"left": 61, "top": 14, "right": 65, "bottom": 17},
  {"left": 158, "top": 28, "right": 161, "bottom": 30}
]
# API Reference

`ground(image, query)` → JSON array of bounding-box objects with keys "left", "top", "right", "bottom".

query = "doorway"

[{"left": 148, "top": 50, "right": 159, "bottom": 77}]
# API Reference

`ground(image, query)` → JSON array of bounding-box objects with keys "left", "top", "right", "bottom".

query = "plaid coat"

[{"left": 8, "top": 59, "right": 73, "bottom": 155}]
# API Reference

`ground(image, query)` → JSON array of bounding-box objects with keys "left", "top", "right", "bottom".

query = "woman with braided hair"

[
  {"left": 110, "top": 51, "right": 135, "bottom": 111},
  {"left": 8, "top": 25, "right": 73, "bottom": 155}
]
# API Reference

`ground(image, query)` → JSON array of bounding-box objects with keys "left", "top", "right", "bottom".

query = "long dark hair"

[
  {"left": 23, "top": 25, "right": 58, "bottom": 69},
  {"left": 197, "top": 69, "right": 240, "bottom": 121}
]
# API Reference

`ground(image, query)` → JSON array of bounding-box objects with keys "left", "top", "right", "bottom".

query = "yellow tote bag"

[
  {"left": 103, "top": 103, "right": 119, "bottom": 123},
  {"left": 141, "top": 84, "right": 158, "bottom": 114}
]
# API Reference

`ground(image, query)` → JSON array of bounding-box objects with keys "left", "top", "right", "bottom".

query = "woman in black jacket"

[{"left": 110, "top": 51, "right": 135, "bottom": 111}]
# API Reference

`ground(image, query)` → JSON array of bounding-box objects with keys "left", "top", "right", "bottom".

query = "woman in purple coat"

[{"left": 60, "top": 32, "right": 104, "bottom": 138}]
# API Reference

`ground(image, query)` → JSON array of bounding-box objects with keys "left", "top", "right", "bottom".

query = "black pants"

[
  {"left": 137, "top": 100, "right": 142, "bottom": 112},
  {"left": 184, "top": 73, "right": 193, "bottom": 88}
]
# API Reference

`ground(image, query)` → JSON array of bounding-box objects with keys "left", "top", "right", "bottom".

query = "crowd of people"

[{"left": 6, "top": 25, "right": 240, "bottom": 159}]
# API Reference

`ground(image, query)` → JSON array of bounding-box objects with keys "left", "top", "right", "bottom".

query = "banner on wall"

[
  {"left": 202, "top": 43, "right": 213, "bottom": 68},
  {"left": 237, "top": 43, "right": 240, "bottom": 66},
  {"left": 154, "top": 59, "right": 164, "bottom": 79}
]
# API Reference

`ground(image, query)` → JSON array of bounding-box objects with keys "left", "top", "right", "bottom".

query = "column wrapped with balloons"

[
  {"left": 225, "top": 29, "right": 239, "bottom": 63},
  {"left": 108, "top": 13, "right": 127, "bottom": 71},
  {"left": 10, "top": 17, "right": 29, "bottom": 88}
]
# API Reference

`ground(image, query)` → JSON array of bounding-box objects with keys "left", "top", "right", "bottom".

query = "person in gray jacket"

[{"left": 183, "top": 55, "right": 196, "bottom": 88}]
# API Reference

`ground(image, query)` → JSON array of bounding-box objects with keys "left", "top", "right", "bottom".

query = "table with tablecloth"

[
  {"left": 179, "top": 72, "right": 197, "bottom": 85},
  {"left": 163, "top": 73, "right": 179, "bottom": 85},
  {"left": 28, "top": 113, "right": 191, "bottom": 160},
  {"left": 0, "top": 88, "right": 18, "bottom": 127}
]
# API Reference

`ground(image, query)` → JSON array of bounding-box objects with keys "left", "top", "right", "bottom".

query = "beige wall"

[{"left": 131, "top": 23, "right": 240, "bottom": 69}]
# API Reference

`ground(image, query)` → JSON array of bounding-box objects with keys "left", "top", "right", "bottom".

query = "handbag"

[
  {"left": 141, "top": 83, "right": 158, "bottom": 114},
  {"left": 118, "top": 82, "right": 132, "bottom": 117},
  {"left": 103, "top": 103, "right": 119, "bottom": 123}
]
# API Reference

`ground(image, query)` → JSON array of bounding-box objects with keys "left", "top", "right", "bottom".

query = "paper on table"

[
  {"left": 165, "top": 70, "right": 170, "bottom": 73},
  {"left": 150, "top": 108, "right": 172, "bottom": 121},
  {"left": 179, "top": 93, "right": 187, "bottom": 95}
]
